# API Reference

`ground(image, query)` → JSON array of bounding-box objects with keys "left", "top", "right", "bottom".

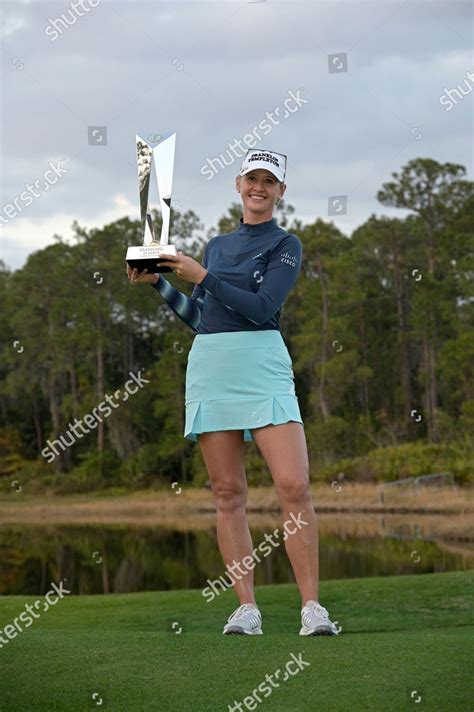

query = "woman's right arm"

[
  {"left": 151, "top": 271, "right": 204, "bottom": 333},
  {"left": 150, "top": 239, "right": 215, "bottom": 331},
  {"left": 127, "top": 241, "right": 212, "bottom": 332}
]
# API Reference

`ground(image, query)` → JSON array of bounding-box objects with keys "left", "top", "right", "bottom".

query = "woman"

[{"left": 126, "top": 149, "right": 338, "bottom": 637}]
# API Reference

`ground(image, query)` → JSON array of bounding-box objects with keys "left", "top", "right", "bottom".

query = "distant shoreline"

[{"left": 0, "top": 483, "right": 472, "bottom": 526}]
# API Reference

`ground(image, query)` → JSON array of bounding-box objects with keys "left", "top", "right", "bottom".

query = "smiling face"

[{"left": 236, "top": 168, "right": 286, "bottom": 223}]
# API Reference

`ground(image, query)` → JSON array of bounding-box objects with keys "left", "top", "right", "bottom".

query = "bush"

[
  {"left": 316, "top": 440, "right": 471, "bottom": 485},
  {"left": 0, "top": 458, "right": 54, "bottom": 495},
  {"left": 121, "top": 443, "right": 166, "bottom": 488},
  {"left": 56, "top": 450, "right": 123, "bottom": 493}
]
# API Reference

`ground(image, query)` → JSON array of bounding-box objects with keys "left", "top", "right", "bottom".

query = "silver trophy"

[{"left": 126, "top": 132, "right": 177, "bottom": 273}]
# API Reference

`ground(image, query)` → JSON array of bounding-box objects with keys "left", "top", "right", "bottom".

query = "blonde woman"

[{"left": 127, "top": 149, "right": 338, "bottom": 637}]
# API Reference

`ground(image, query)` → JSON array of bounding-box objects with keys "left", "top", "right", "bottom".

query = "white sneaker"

[
  {"left": 299, "top": 600, "right": 339, "bottom": 636},
  {"left": 223, "top": 603, "right": 263, "bottom": 635}
]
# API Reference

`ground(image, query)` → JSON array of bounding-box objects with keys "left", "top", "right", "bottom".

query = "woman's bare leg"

[
  {"left": 199, "top": 429, "right": 256, "bottom": 605},
  {"left": 250, "top": 421, "right": 319, "bottom": 605}
]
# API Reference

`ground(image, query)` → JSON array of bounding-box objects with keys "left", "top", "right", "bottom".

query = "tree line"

[{"left": 1, "top": 158, "right": 472, "bottom": 492}]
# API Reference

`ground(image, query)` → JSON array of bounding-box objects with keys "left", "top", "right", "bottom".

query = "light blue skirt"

[{"left": 184, "top": 330, "right": 304, "bottom": 442}]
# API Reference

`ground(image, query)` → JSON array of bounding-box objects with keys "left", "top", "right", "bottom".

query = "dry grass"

[
  {"left": 0, "top": 484, "right": 472, "bottom": 546},
  {"left": 0, "top": 483, "right": 471, "bottom": 527}
]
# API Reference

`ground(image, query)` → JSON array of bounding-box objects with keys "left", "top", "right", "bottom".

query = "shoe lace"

[
  {"left": 228, "top": 604, "right": 261, "bottom": 625},
  {"left": 302, "top": 601, "right": 329, "bottom": 626}
]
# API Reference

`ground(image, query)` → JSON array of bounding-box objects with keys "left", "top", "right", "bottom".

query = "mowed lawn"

[{"left": 0, "top": 571, "right": 472, "bottom": 712}]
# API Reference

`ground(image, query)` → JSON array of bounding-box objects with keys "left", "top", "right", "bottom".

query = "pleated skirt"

[{"left": 184, "top": 329, "right": 304, "bottom": 442}]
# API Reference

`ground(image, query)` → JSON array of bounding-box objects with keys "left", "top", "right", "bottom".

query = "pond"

[{"left": 0, "top": 513, "right": 472, "bottom": 595}]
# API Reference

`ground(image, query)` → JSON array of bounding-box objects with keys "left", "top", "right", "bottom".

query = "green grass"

[{"left": 1, "top": 571, "right": 473, "bottom": 711}]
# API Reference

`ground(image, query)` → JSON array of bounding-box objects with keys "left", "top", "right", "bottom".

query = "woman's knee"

[
  {"left": 212, "top": 482, "right": 247, "bottom": 512},
  {"left": 198, "top": 431, "right": 247, "bottom": 512},
  {"left": 277, "top": 474, "right": 310, "bottom": 505}
]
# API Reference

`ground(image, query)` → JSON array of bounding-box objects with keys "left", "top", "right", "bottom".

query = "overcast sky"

[{"left": 1, "top": 0, "right": 472, "bottom": 271}]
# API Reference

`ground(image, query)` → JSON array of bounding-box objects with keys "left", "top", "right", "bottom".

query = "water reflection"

[{"left": 0, "top": 514, "right": 472, "bottom": 596}]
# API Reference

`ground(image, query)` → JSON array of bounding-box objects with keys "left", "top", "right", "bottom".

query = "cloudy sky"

[{"left": 1, "top": 0, "right": 472, "bottom": 271}]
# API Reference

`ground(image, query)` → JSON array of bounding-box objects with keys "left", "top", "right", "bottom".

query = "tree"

[{"left": 377, "top": 158, "right": 473, "bottom": 441}]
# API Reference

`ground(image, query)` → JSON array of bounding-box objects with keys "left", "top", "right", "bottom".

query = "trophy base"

[{"left": 126, "top": 244, "right": 177, "bottom": 273}]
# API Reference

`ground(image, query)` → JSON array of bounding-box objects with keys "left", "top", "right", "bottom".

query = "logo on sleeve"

[{"left": 280, "top": 251, "right": 298, "bottom": 267}]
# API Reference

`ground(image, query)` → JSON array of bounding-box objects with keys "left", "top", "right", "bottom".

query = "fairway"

[{"left": 1, "top": 570, "right": 472, "bottom": 711}]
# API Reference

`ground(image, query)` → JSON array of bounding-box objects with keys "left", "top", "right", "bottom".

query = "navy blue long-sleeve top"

[{"left": 151, "top": 216, "right": 302, "bottom": 334}]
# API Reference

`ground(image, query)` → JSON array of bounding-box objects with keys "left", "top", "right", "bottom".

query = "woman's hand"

[
  {"left": 159, "top": 251, "right": 208, "bottom": 285},
  {"left": 126, "top": 265, "right": 158, "bottom": 285}
]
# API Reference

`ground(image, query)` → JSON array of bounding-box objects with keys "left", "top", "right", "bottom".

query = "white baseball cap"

[{"left": 239, "top": 149, "right": 287, "bottom": 183}]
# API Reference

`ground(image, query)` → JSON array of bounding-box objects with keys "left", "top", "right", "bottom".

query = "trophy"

[{"left": 126, "top": 132, "right": 177, "bottom": 273}]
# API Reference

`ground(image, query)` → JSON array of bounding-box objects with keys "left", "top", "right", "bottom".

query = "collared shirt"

[{"left": 151, "top": 216, "right": 302, "bottom": 334}]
